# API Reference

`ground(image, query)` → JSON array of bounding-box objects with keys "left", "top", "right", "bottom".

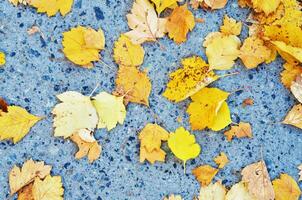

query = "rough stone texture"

[{"left": 0, "top": 0, "right": 301, "bottom": 199}]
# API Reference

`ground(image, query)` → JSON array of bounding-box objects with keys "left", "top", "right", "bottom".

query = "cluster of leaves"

[{"left": 9, "top": 159, "right": 64, "bottom": 200}]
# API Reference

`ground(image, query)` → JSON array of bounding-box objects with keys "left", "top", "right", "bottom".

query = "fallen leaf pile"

[{"left": 9, "top": 159, "right": 64, "bottom": 200}]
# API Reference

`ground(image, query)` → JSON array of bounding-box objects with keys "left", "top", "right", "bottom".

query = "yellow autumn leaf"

[
  {"left": 239, "top": 37, "right": 272, "bottom": 69},
  {"left": 272, "top": 41, "right": 302, "bottom": 64},
  {"left": 9, "top": 159, "right": 51, "bottom": 195},
  {"left": 291, "top": 74, "right": 302, "bottom": 103},
  {"left": 29, "top": 0, "right": 73, "bottom": 17},
  {"left": 168, "top": 127, "right": 201, "bottom": 168},
  {"left": 273, "top": 173, "right": 301, "bottom": 200},
  {"left": 190, "top": 0, "right": 228, "bottom": 10},
  {"left": 220, "top": 15, "right": 242, "bottom": 36},
  {"left": 187, "top": 87, "right": 230, "bottom": 131},
  {"left": 52, "top": 91, "right": 98, "bottom": 138},
  {"left": 199, "top": 182, "right": 226, "bottom": 200},
  {"left": 280, "top": 63, "right": 302, "bottom": 89},
  {"left": 241, "top": 160, "right": 275, "bottom": 200},
  {"left": 214, "top": 152, "right": 229, "bottom": 169},
  {"left": 62, "top": 26, "right": 105, "bottom": 67},
  {"left": 251, "top": 0, "right": 280, "bottom": 15},
  {"left": 115, "top": 65, "right": 152, "bottom": 106},
  {"left": 166, "top": 5, "right": 195, "bottom": 44},
  {"left": 0, "top": 52, "right": 5, "bottom": 66},
  {"left": 283, "top": 104, "right": 302, "bottom": 129},
  {"left": 226, "top": 182, "right": 256, "bottom": 200},
  {"left": 203, "top": 32, "right": 241, "bottom": 70},
  {"left": 92, "top": 92, "right": 126, "bottom": 131},
  {"left": 224, "top": 122, "right": 253, "bottom": 141},
  {"left": 32, "top": 175, "right": 64, "bottom": 200},
  {"left": 0, "top": 106, "right": 42, "bottom": 143},
  {"left": 125, "top": 0, "right": 167, "bottom": 44},
  {"left": 163, "top": 56, "right": 219, "bottom": 102},
  {"left": 140, "top": 147, "right": 166, "bottom": 164},
  {"left": 70, "top": 133, "right": 102, "bottom": 163},
  {"left": 192, "top": 165, "right": 219, "bottom": 186},
  {"left": 150, "top": 0, "right": 178, "bottom": 14},
  {"left": 113, "top": 34, "right": 145, "bottom": 67}
]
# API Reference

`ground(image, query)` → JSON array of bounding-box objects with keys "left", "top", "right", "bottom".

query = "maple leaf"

[
  {"left": 92, "top": 92, "right": 126, "bottom": 131},
  {"left": 241, "top": 160, "right": 275, "bottom": 200},
  {"left": 282, "top": 104, "right": 302, "bottom": 129},
  {"left": 220, "top": 15, "right": 242, "bottom": 36},
  {"left": 52, "top": 91, "right": 98, "bottom": 139},
  {"left": 125, "top": 0, "right": 167, "bottom": 44},
  {"left": 280, "top": 63, "right": 302, "bottom": 89},
  {"left": 163, "top": 194, "right": 183, "bottom": 200},
  {"left": 9, "top": 159, "right": 51, "bottom": 195},
  {"left": 0, "top": 106, "right": 42, "bottom": 143},
  {"left": 163, "top": 56, "right": 219, "bottom": 102},
  {"left": 150, "top": 0, "right": 178, "bottom": 14},
  {"left": 70, "top": 133, "right": 101, "bottom": 163},
  {"left": 272, "top": 173, "right": 301, "bottom": 200},
  {"left": 115, "top": 65, "right": 151, "bottom": 106},
  {"left": 113, "top": 34, "right": 145, "bottom": 67},
  {"left": 199, "top": 182, "right": 226, "bottom": 200},
  {"left": 298, "top": 164, "right": 302, "bottom": 181},
  {"left": 226, "top": 182, "right": 256, "bottom": 200},
  {"left": 224, "top": 122, "right": 253, "bottom": 141},
  {"left": 168, "top": 127, "right": 201, "bottom": 168},
  {"left": 239, "top": 36, "right": 272, "bottom": 69},
  {"left": 251, "top": 0, "right": 281, "bottom": 15},
  {"left": 18, "top": 183, "right": 34, "bottom": 200},
  {"left": 166, "top": 5, "right": 195, "bottom": 44},
  {"left": 62, "top": 26, "right": 105, "bottom": 67},
  {"left": 0, "top": 51, "right": 5, "bottom": 66},
  {"left": 192, "top": 165, "right": 219, "bottom": 186},
  {"left": 291, "top": 74, "right": 302, "bottom": 103},
  {"left": 187, "top": 87, "right": 230, "bottom": 131},
  {"left": 214, "top": 152, "right": 229, "bottom": 169},
  {"left": 29, "top": 0, "right": 73, "bottom": 17},
  {"left": 32, "top": 175, "right": 64, "bottom": 200},
  {"left": 203, "top": 32, "right": 241, "bottom": 70}
]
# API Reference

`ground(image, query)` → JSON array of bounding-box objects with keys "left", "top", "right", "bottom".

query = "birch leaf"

[
  {"left": 226, "top": 182, "right": 256, "bottom": 200},
  {"left": 199, "top": 182, "right": 226, "bottom": 200},
  {"left": 29, "top": 0, "right": 73, "bottom": 17},
  {"left": 213, "top": 152, "right": 229, "bottom": 169},
  {"left": 283, "top": 104, "right": 302, "bottom": 129},
  {"left": 224, "top": 122, "right": 253, "bottom": 141},
  {"left": 32, "top": 175, "right": 64, "bottom": 200},
  {"left": 192, "top": 165, "right": 219, "bottom": 186},
  {"left": 273, "top": 174, "right": 301, "bottom": 200}
]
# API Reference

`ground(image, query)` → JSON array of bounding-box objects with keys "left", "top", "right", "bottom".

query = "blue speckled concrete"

[{"left": 0, "top": 0, "right": 301, "bottom": 199}]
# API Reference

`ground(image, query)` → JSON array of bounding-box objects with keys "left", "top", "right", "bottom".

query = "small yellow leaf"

[
  {"left": 9, "top": 159, "right": 51, "bottom": 195},
  {"left": 115, "top": 65, "right": 152, "bottom": 106},
  {"left": 168, "top": 127, "right": 201, "bottom": 167},
  {"left": 224, "top": 122, "right": 252, "bottom": 141},
  {"left": 163, "top": 56, "right": 219, "bottom": 102},
  {"left": 273, "top": 174, "right": 301, "bottom": 200},
  {"left": 92, "top": 92, "right": 126, "bottom": 131},
  {"left": 281, "top": 63, "right": 302, "bottom": 89},
  {"left": 283, "top": 104, "right": 302, "bottom": 129},
  {"left": 0, "top": 52, "right": 5, "bottom": 66},
  {"left": 0, "top": 106, "right": 42, "bottom": 143},
  {"left": 150, "top": 0, "right": 178, "bottom": 14},
  {"left": 29, "top": 0, "right": 73, "bottom": 17},
  {"left": 220, "top": 15, "right": 242, "bottom": 36},
  {"left": 113, "top": 34, "right": 145, "bottom": 67},
  {"left": 199, "top": 182, "right": 226, "bottom": 200},
  {"left": 208, "top": 101, "right": 232, "bottom": 131},
  {"left": 52, "top": 91, "right": 98, "bottom": 139},
  {"left": 70, "top": 133, "right": 101, "bottom": 163},
  {"left": 226, "top": 182, "right": 256, "bottom": 200},
  {"left": 62, "top": 26, "right": 105, "bottom": 67},
  {"left": 213, "top": 152, "right": 229, "bottom": 169},
  {"left": 32, "top": 175, "right": 64, "bottom": 200},
  {"left": 140, "top": 146, "right": 166, "bottom": 164},
  {"left": 192, "top": 165, "right": 219, "bottom": 186},
  {"left": 166, "top": 5, "right": 195, "bottom": 44},
  {"left": 251, "top": 0, "right": 280, "bottom": 15}
]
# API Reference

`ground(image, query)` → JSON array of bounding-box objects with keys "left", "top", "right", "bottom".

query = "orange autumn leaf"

[
  {"left": 18, "top": 183, "right": 34, "bottom": 200},
  {"left": 140, "top": 147, "right": 166, "bottom": 164},
  {"left": 192, "top": 165, "right": 219, "bottom": 186},
  {"left": 213, "top": 152, "right": 229, "bottom": 169},
  {"left": 166, "top": 5, "right": 195, "bottom": 44},
  {"left": 224, "top": 122, "right": 253, "bottom": 141},
  {"left": 273, "top": 173, "right": 301, "bottom": 200}
]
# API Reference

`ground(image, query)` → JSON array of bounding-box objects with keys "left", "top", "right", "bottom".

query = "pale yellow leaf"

[
  {"left": 199, "top": 182, "right": 226, "bottom": 200},
  {"left": 283, "top": 104, "right": 302, "bottom": 129},
  {"left": 32, "top": 175, "right": 64, "bottom": 200}
]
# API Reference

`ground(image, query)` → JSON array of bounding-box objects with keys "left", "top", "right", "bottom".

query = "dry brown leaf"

[
  {"left": 192, "top": 165, "right": 219, "bottom": 186},
  {"left": 9, "top": 159, "right": 52, "bottom": 195},
  {"left": 283, "top": 104, "right": 302, "bottom": 129},
  {"left": 115, "top": 65, "right": 152, "bottom": 106},
  {"left": 224, "top": 122, "right": 253, "bottom": 141},
  {"left": 214, "top": 152, "right": 229, "bottom": 169},
  {"left": 18, "top": 183, "right": 34, "bottom": 200},
  {"left": 242, "top": 98, "right": 254, "bottom": 107},
  {"left": 70, "top": 133, "right": 101, "bottom": 163},
  {"left": 281, "top": 63, "right": 302, "bottom": 89},
  {"left": 241, "top": 160, "right": 275, "bottom": 200},
  {"left": 291, "top": 74, "right": 302, "bottom": 103},
  {"left": 166, "top": 5, "right": 195, "bottom": 44},
  {"left": 0, "top": 97, "right": 8, "bottom": 112}
]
